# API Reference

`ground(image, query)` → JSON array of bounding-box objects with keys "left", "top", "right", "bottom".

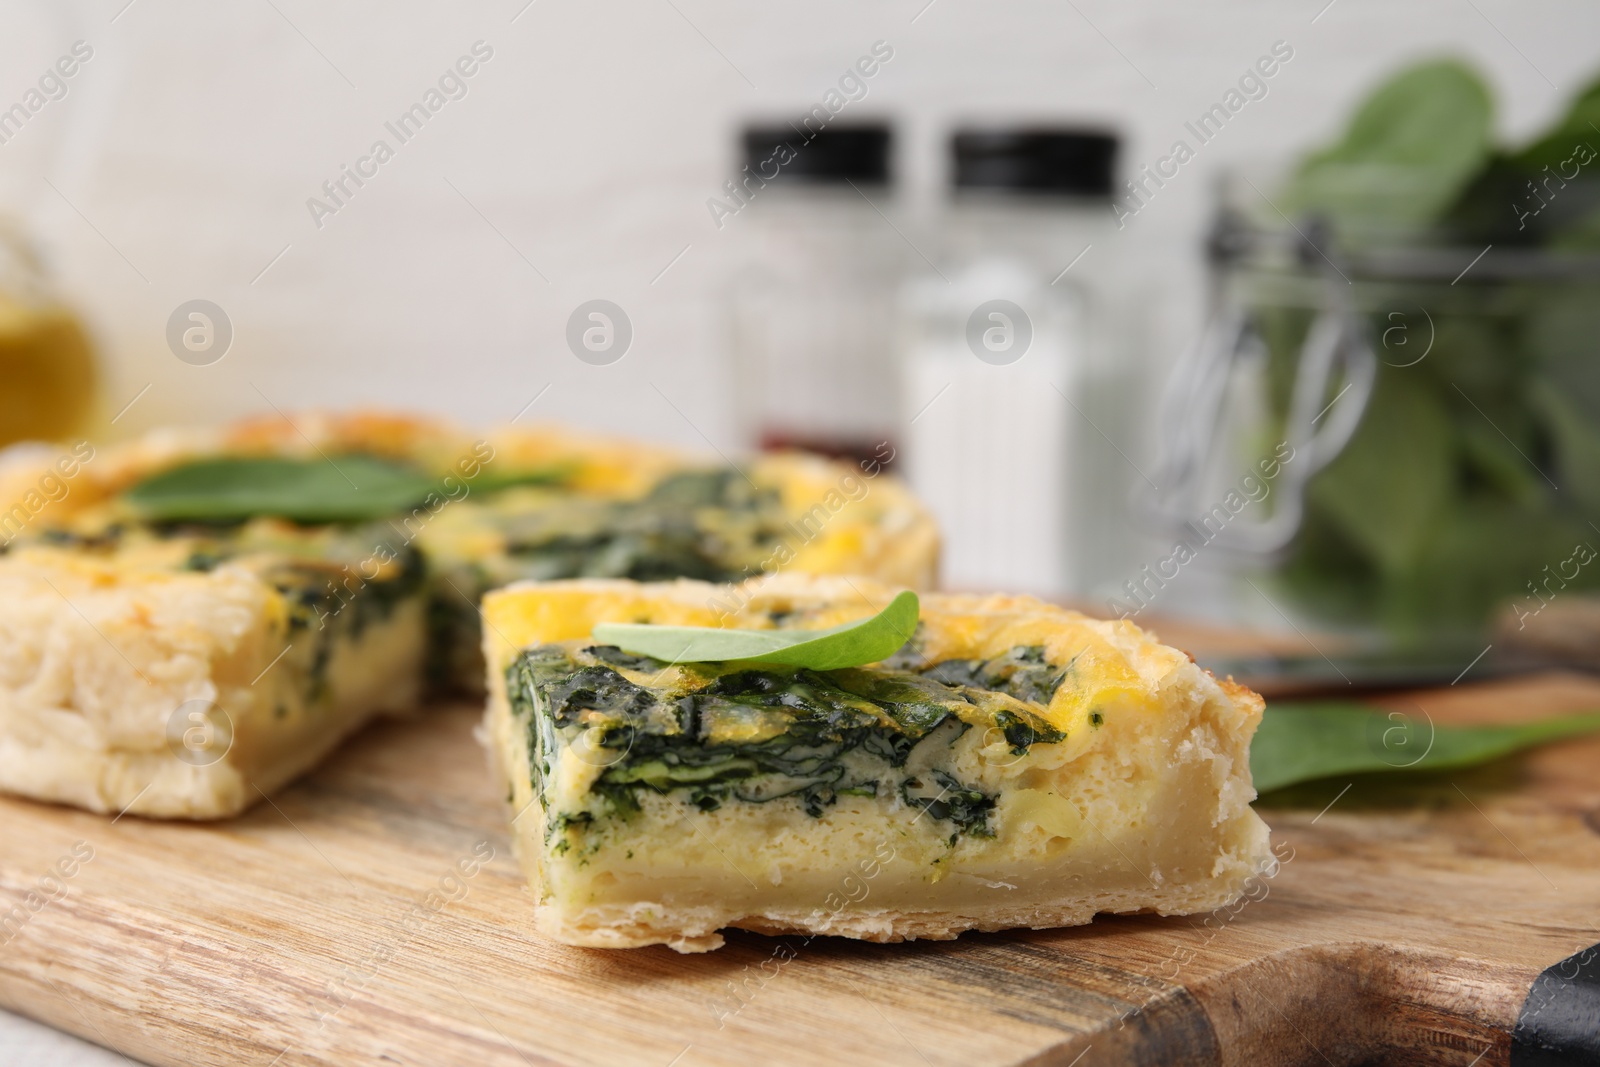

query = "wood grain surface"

[{"left": 1, "top": 666, "right": 1598, "bottom": 1067}]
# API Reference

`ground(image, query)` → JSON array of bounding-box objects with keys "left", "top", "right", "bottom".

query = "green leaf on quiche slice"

[
  {"left": 123, "top": 454, "right": 570, "bottom": 524},
  {"left": 592, "top": 591, "right": 921, "bottom": 670}
]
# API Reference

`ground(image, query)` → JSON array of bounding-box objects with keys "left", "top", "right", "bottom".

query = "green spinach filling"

[
  {"left": 263, "top": 543, "right": 427, "bottom": 701},
  {"left": 419, "top": 469, "right": 800, "bottom": 682},
  {"left": 918, "top": 645, "right": 1070, "bottom": 706},
  {"left": 494, "top": 470, "right": 789, "bottom": 584},
  {"left": 8, "top": 466, "right": 799, "bottom": 694},
  {"left": 506, "top": 642, "right": 1073, "bottom": 843}
]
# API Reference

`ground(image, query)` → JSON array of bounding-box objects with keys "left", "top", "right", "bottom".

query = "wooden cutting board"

[{"left": 2, "top": 667, "right": 1598, "bottom": 1066}]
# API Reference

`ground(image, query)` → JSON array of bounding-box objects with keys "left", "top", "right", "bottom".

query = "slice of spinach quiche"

[
  {"left": 0, "top": 412, "right": 935, "bottom": 819},
  {"left": 483, "top": 574, "right": 1272, "bottom": 952}
]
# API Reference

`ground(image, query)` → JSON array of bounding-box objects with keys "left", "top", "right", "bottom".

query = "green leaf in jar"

[
  {"left": 1509, "top": 72, "right": 1600, "bottom": 174},
  {"left": 1283, "top": 58, "right": 1494, "bottom": 233},
  {"left": 1306, "top": 369, "right": 1455, "bottom": 576},
  {"left": 1529, "top": 379, "right": 1600, "bottom": 510}
]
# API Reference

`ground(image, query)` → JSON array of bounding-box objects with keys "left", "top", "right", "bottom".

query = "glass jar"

[
  {"left": 1147, "top": 170, "right": 1600, "bottom": 640},
  {"left": 0, "top": 219, "right": 98, "bottom": 448},
  {"left": 728, "top": 124, "right": 905, "bottom": 467},
  {"left": 898, "top": 128, "right": 1121, "bottom": 596}
]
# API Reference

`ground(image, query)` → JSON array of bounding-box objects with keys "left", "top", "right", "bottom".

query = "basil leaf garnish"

[
  {"left": 592, "top": 590, "right": 920, "bottom": 670},
  {"left": 122, "top": 454, "right": 567, "bottom": 524}
]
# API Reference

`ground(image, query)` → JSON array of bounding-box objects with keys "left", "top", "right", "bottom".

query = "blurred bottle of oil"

[{"left": 0, "top": 219, "right": 98, "bottom": 448}]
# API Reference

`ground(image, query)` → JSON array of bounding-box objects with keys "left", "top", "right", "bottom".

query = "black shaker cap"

[
  {"left": 742, "top": 123, "right": 892, "bottom": 184},
  {"left": 952, "top": 128, "right": 1118, "bottom": 196}
]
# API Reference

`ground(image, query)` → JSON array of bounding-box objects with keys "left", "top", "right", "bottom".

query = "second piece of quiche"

[
  {"left": 483, "top": 574, "right": 1272, "bottom": 952},
  {"left": 0, "top": 412, "right": 935, "bottom": 818}
]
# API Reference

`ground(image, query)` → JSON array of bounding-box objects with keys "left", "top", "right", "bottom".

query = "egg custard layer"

[{"left": 483, "top": 575, "right": 1272, "bottom": 952}]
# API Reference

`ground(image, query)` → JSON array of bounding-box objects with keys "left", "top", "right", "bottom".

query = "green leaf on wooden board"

[{"left": 1252, "top": 701, "right": 1600, "bottom": 793}]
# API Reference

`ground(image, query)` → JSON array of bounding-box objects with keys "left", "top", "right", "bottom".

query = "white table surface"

[{"left": 0, "top": 1008, "right": 134, "bottom": 1066}]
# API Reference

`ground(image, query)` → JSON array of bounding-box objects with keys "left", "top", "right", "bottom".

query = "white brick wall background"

[{"left": 0, "top": 1, "right": 1595, "bottom": 1059}]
